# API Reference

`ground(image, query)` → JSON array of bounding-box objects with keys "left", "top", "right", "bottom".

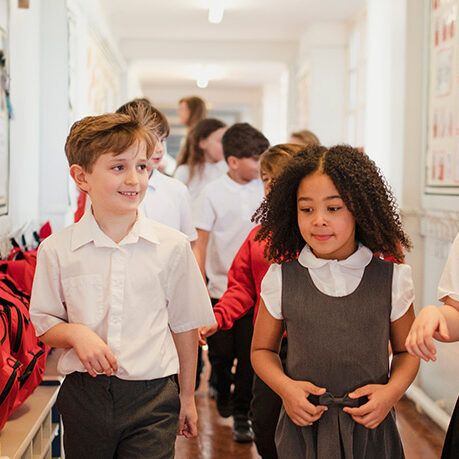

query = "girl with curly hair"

[{"left": 251, "top": 144, "right": 420, "bottom": 458}]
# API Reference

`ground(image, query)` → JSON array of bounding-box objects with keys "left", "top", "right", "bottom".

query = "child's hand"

[
  {"left": 343, "top": 384, "right": 397, "bottom": 429},
  {"left": 280, "top": 380, "right": 328, "bottom": 426},
  {"left": 177, "top": 395, "right": 198, "bottom": 438},
  {"left": 70, "top": 324, "right": 118, "bottom": 377},
  {"left": 198, "top": 324, "right": 218, "bottom": 345},
  {"left": 405, "top": 305, "right": 450, "bottom": 361}
]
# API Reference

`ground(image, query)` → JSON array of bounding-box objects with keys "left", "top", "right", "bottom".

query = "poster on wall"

[
  {"left": 426, "top": 0, "right": 459, "bottom": 194},
  {"left": 0, "top": 26, "right": 9, "bottom": 215}
]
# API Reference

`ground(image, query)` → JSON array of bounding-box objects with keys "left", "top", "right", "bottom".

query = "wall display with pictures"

[
  {"left": 426, "top": 0, "right": 459, "bottom": 194},
  {"left": 0, "top": 26, "right": 10, "bottom": 215}
]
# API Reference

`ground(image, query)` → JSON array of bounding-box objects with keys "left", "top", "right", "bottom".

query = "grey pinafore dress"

[{"left": 275, "top": 256, "right": 404, "bottom": 459}]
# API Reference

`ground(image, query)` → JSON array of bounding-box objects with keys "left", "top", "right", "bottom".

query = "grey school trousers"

[{"left": 56, "top": 372, "right": 179, "bottom": 459}]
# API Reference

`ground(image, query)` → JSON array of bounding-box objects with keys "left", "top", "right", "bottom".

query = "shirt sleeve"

[
  {"left": 260, "top": 263, "right": 283, "bottom": 320},
  {"left": 166, "top": 240, "right": 215, "bottom": 332},
  {"left": 213, "top": 233, "right": 256, "bottom": 330},
  {"left": 193, "top": 186, "right": 216, "bottom": 232},
  {"left": 438, "top": 233, "right": 459, "bottom": 302},
  {"left": 390, "top": 263, "right": 415, "bottom": 322},
  {"left": 30, "top": 241, "right": 68, "bottom": 336},
  {"left": 178, "top": 187, "right": 198, "bottom": 241},
  {"left": 173, "top": 165, "right": 188, "bottom": 184}
]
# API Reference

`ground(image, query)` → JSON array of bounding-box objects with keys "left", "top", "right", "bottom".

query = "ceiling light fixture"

[{"left": 208, "top": 0, "right": 224, "bottom": 24}]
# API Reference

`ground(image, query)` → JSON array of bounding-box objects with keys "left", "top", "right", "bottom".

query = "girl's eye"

[
  {"left": 299, "top": 207, "right": 313, "bottom": 213},
  {"left": 328, "top": 206, "right": 341, "bottom": 212}
]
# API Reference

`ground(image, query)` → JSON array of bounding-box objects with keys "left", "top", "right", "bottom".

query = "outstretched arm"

[{"left": 405, "top": 296, "right": 459, "bottom": 361}]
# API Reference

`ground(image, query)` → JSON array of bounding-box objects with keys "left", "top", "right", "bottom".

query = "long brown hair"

[
  {"left": 179, "top": 96, "right": 207, "bottom": 128},
  {"left": 176, "top": 118, "right": 226, "bottom": 183}
]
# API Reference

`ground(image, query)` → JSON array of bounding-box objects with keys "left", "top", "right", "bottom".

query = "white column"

[
  {"left": 298, "top": 23, "right": 348, "bottom": 146},
  {"left": 364, "top": 0, "right": 407, "bottom": 201},
  {"left": 39, "top": 0, "right": 70, "bottom": 230}
]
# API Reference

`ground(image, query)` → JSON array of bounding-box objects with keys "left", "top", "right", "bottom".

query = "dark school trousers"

[
  {"left": 251, "top": 337, "right": 288, "bottom": 459},
  {"left": 57, "top": 372, "right": 179, "bottom": 459},
  {"left": 207, "top": 297, "right": 254, "bottom": 416}
]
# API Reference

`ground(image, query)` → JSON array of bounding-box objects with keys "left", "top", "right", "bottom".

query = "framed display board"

[
  {"left": 0, "top": 25, "right": 10, "bottom": 215},
  {"left": 426, "top": 0, "right": 459, "bottom": 194}
]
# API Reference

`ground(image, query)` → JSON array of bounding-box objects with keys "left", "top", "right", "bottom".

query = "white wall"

[{"left": 298, "top": 23, "right": 348, "bottom": 146}]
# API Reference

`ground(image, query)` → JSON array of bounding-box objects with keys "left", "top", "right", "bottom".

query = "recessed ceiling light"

[{"left": 208, "top": 0, "right": 224, "bottom": 24}]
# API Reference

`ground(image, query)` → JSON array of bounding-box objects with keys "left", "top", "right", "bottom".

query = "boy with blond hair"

[{"left": 30, "top": 113, "right": 215, "bottom": 458}]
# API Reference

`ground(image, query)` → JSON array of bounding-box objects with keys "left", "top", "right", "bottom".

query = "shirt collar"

[
  {"left": 297, "top": 243, "right": 373, "bottom": 269},
  {"left": 71, "top": 209, "right": 160, "bottom": 251}
]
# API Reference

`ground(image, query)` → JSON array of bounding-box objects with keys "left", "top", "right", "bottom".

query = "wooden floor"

[{"left": 175, "top": 352, "right": 446, "bottom": 459}]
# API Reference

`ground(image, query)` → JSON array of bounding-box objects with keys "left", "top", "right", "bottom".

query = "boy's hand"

[
  {"left": 280, "top": 380, "right": 328, "bottom": 426},
  {"left": 344, "top": 384, "right": 396, "bottom": 429},
  {"left": 405, "top": 305, "right": 450, "bottom": 361},
  {"left": 198, "top": 323, "right": 218, "bottom": 345},
  {"left": 70, "top": 324, "right": 118, "bottom": 377},
  {"left": 177, "top": 395, "right": 198, "bottom": 439}
]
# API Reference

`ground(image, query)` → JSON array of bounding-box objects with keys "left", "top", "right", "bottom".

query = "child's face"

[
  {"left": 79, "top": 142, "right": 149, "bottom": 217},
  {"left": 260, "top": 169, "right": 274, "bottom": 195},
  {"left": 200, "top": 127, "right": 226, "bottom": 163},
  {"left": 297, "top": 172, "right": 356, "bottom": 260},
  {"left": 147, "top": 135, "right": 167, "bottom": 172},
  {"left": 178, "top": 101, "right": 190, "bottom": 125},
  {"left": 228, "top": 156, "right": 261, "bottom": 183}
]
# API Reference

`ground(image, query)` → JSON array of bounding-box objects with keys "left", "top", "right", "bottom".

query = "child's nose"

[
  {"left": 313, "top": 211, "right": 327, "bottom": 226},
  {"left": 125, "top": 168, "right": 139, "bottom": 185}
]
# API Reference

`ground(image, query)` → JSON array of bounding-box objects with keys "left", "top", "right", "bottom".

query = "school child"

[
  {"left": 30, "top": 113, "right": 215, "bottom": 458},
  {"left": 251, "top": 144, "right": 420, "bottom": 459},
  {"left": 117, "top": 98, "right": 197, "bottom": 242},
  {"left": 193, "top": 122, "right": 269, "bottom": 442},
  {"left": 174, "top": 118, "right": 228, "bottom": 202},
  {"left": 406, "top": 233, "right": 459, "bottom": 458},
  {"left": 199, "top": 143, "right": 304, "bottom": 457},
  {"left": 177, "top": 95, "right": 207, "bottom": 130}
]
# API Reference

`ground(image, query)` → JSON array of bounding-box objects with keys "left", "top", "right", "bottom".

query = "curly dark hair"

[{"left": 253, "top": 144, "right": 411, "bottom": 263}]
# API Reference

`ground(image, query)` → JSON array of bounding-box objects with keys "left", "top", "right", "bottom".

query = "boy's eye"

[
  {"left": 137, "top": 164, "right": 147, "bottom": 171},
  {"left": 112, "top": 165, "right": 124, "bottom": 171}
]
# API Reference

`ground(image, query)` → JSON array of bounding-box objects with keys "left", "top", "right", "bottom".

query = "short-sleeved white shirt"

[
  {"left": 174, "top": 161, "right": 228, "bottom": 202},
  {"left": 30, "top": 210, "right": 215, "bottom": 380},
  {"left": 194, "top": 174, "right": 264, "bottom": 298},
  {"left": 261, "top": 244, "right": 414, "bottom": 322},
  {"left": 141, "top": 170, "right": 197, "bottom": 241},
  {"left": 438, "top": 232, "right": 459, "bottom": 302}
]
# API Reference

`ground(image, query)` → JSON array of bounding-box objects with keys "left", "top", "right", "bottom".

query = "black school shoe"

[
  {"left": 232, "top": 415, "right": 254, "bottom": 443},
  {"left": 216, "top": 394, "right": 233, "bottom": 418}
]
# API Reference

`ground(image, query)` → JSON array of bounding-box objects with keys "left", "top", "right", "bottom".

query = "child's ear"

[
  {"left": 70, "top": 164, "right": 90, "bottom": 192},
  {"left": 198, "top": 138, "right": 208, "bottom": 150},
  {"left": 226, "top": 156, "right": 239, "bottom": 170}
]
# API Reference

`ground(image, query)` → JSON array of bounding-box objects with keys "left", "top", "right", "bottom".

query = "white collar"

[
  {"left": 297, "top": 243, "right": 373, "bottom": 270},
  {"left": 71, "top": 209, "right": 160, "bottom": 251},
  {"left": 147, "top": 169, "right": 163, "bottom": 190}
]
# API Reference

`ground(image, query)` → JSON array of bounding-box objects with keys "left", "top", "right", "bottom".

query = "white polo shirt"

[
  {"left": 141, "top": 170, "right": 197, "bottom": 242},
  {"left": 261, "top": 244, "right": 415, "bottom": 322},
  {"left": 30, "top": 210, "right": 215, "bottom": 380},
  {"left": 194, "top": 174, "right": 264, "bottom": 299},
  {"left": 438, "top": 232, "right": 459, "bottom": 301},
  {"left": 174, "top": 160, "right": 228, "bottom": 202}
]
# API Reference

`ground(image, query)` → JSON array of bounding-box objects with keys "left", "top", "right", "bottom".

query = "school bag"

[{"left": 0, "top": 273, "right": 48, "bottom": 428}]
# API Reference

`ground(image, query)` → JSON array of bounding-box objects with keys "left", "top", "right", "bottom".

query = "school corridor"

[{"left": 0, "top": 1, "right": 458, "bottom": 458}]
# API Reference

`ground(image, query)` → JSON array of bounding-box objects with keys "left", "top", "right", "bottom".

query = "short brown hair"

[
  {"left": 222, "top": 123, "right": 269, "bottom": 160},
  {"left": 65, "top": 113, "right": 156, "bottom": 171},
  {"left": 260, "top": 143, "right": 305, "bottom": 179},
  {"left": 116, "top": 98, "right": 170, "bottom": 138}
]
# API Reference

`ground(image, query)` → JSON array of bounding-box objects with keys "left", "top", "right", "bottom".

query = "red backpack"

[{"left": 0, "top": 273, "right": 48, "bottom": 429}]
